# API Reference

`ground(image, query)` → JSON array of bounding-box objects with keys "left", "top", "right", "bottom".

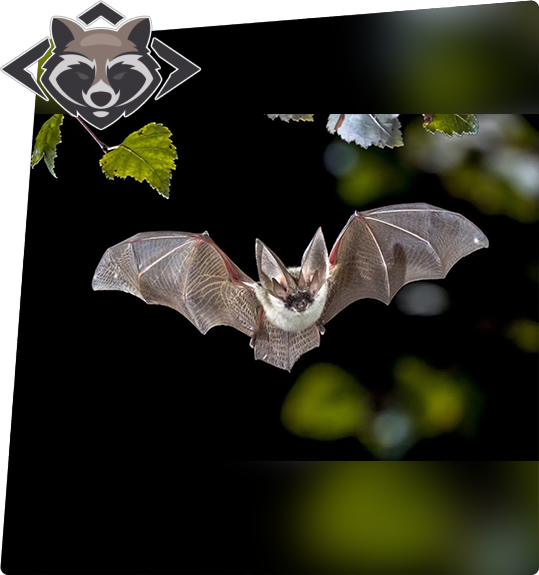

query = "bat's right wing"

[
  {"left": 321, "top": 203, "right": 489, "bottom": 324},
  {"left": 92, "top": 231, "right": 260, "bottom": 336}
]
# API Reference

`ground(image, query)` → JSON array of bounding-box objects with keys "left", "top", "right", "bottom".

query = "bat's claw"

[
  {"left": 317, "top": 322, "right": 326, "bottom": 335},
  {"left": 249, "top": 337, "right": 256, "bottom": 349}
]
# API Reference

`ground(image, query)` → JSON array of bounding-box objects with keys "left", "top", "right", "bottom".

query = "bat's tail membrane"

[{"left": 253, "top": 317, "right": 320, "bottom": 371}]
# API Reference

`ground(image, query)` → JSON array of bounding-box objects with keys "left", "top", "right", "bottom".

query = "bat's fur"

[{"left": 254, "top": 267, "right": 329, "bottom": 332}]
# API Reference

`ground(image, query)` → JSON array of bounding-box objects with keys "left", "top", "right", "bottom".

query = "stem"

[{"left": 70, "top": 114, "right": 109, "bottom": 152}]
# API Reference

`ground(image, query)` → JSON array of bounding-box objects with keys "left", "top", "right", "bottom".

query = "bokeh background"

[
  {"left": 8, "top": 113, "right": 538, "bottom": 466},
  {"left": 269, "top": 461, "right": 539, "bottom": 574},
  {"left": 278, "top": 113, "right": 539, "bottom": 461}
]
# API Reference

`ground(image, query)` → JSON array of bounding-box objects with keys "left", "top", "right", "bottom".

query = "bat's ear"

[
  {"left": 299, "top": 227, "right": 329, "bottom": 292},
  {"left": 256, "top": 239, "right": 295, "bottom": 293}
]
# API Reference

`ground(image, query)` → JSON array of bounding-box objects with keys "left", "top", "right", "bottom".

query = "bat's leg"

[
  {"left": 317, "top": 321, "right": 326, "bottom": 335},
  {"left": 250, "top": 307, "right": 265, "bottom": 348}
]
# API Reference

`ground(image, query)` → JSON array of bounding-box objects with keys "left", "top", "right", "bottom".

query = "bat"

[{"left": 92, "top": 203, "right": 488, "bottom": 371}]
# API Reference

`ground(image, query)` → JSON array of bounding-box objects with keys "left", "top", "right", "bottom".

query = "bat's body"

[
  {"left": 254, "top": 267, "right": 329, "bottom": 332},
  {"left": 92, "top": 203, "right": 488, "bottom": 371}
]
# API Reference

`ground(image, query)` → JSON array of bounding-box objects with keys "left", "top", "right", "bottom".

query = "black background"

[{"left": 2, "top": 4, "right": 539, "bottom": 574}]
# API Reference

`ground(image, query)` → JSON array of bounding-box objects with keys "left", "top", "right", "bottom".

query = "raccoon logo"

[{"left": 41, "top": 17, "right": 161, "bottom": 130}]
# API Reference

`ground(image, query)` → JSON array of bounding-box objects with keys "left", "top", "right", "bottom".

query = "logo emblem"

[{"left": 2, "top": 3, "right": 200, "bottom": 129}]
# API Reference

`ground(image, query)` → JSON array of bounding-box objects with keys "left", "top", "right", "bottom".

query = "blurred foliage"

[
  {"left": 389, "top": 3, "right": 539, "bottom": 109},
  {"left": 281, "top": 364, "right": 371, "bottom": 441},
  {"left": 395, "top": 356, "right": 472, "bottom": 437},
  {"left": 326, "top": 144, "right": 413, "bottom": 205},
  {"left": 282, "top": 462, "right": 459, "bottom": 573},
  {"left": 281, "top": 358, "right": 479, "bottom": 459},
  {"left": 330, "top": 114, "right": 539, "bottom": 221},
  {"left": 278, "top": 462, "right": 538, "bottom": 574},
  {"left": 285, "top": 114, "right": 538, "bottom": 460},
  {"left": 506, "top": 318, "right": 539, "bottom": 353},
  {"left": 403, "top": 114, "right": 539, "bottom": 222}
]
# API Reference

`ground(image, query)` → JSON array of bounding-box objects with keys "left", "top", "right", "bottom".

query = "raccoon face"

[
  {"left": 41, "top": 17, "right": 161, "bottom": 129},
  {"left": 47, "top": 53, "right": 156, "bottom": 112}
]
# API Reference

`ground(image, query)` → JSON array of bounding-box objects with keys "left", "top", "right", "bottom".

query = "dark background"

[
  {"left": 8, "top": 112, "right": 538, "bottom": 462},
  {"left": 3, "top": 3, "right": 539, "bottom": 574}
]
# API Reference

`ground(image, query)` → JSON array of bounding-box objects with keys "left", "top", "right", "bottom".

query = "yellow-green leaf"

[
  {"left": 100, "top": 123, "right": 177, "bottom": 198},
  {"left": 423, "top": 114, "right": 478, "bottom": 136},
  {"left": 281, "top": 363, "right": 371, "bottom": 440},
  {"left": 31, "top": 114, "right": 64, "bottom": 177}
]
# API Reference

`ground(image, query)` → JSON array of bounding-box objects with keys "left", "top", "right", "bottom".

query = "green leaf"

[
  {"left": 31, "top": 114, "right": 64, "bottom": 177},
  {"left": 100, "top": 122, "right": 177, "bottom": 198},
  {"left": 281, "top": 363, "right": 371, "bottom": 440},
  {"left": 423, "top": 114, "right": 478, "bottom": 136},
  {"left": 395, "top": 356, "right": 469, "bottom": 436},
  {"left": 267, "top": 113, "right": 314, "bottom": 121},
  {"left": 507, "top": 318, "right": 539, "bottom": 353},
  {"left": 327, "top": 114, "right": 403, "bottom": 148}
]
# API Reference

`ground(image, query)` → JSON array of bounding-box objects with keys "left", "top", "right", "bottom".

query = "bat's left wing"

[
  {"left": 92, "top": 231, "right": 259, "bottom": 336},
  {"left": 321, "top": 203, "right": 489, "bottom": 324}
]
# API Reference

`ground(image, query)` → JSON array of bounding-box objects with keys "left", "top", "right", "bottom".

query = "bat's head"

[{"left": 256, "top": 228, "right": 329, "bottom": 313}]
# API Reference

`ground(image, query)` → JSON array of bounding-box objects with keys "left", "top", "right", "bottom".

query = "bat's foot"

[
  {"left": 249, "top": 337, "right": 256, "bottom": 349},
  {"left": 317, "top": 322, "right": 326, "bottom": 335}
]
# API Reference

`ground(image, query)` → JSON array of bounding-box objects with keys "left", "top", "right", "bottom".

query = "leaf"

[
  {"left": 327, "top": 114, "right": 403, "bottom": 148},
  {"left": 423, "top": 114, "right": 478, "bottom": 136},
  {"left": 267, "top": 113, "right": 314, "bottom": 122},
  {"left": 100, "top": 123, "right": 177, "bottom": 198},
  {"left": 281, "top": 363, "right": 371, "bottom": 440},
  {"left": 395, "top": 356, "right": 469, "bottom": 436},
  {"left": 31, "top": 114, "right": 64, "bottom": 177}
]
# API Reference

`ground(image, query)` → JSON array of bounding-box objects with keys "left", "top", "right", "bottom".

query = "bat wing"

[
  {"left": 92, "top": 231, "right": 259, "bottom": 336},
  {"left": 321, "top": 203, "right": 489, "bottom": 324}
]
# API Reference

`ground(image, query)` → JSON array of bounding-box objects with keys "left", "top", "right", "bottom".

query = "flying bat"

[{"left": 92, "top": 203, "right": 488, "bottom": 371}]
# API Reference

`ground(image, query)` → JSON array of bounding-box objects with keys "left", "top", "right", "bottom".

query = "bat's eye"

[
  {"left": 113, "top": 72, "right": 126, "bottom": 80},
  {"left": 286, "top": 296, "right": 293, "bottom": 307},
  {"left": 77, "top": 72, "right": 90, "bottom": 80},
  {"left": 305, "top": 294, "right": 312, "bottom": 302}
]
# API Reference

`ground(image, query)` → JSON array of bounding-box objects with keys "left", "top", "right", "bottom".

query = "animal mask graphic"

[{"left": 40, "top": 17, "right": 162, "bottom": 129}]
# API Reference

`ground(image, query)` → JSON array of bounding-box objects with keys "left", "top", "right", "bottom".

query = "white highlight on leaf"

[{"left": 327, "top": 114, "right": 403, "bottom": 148}]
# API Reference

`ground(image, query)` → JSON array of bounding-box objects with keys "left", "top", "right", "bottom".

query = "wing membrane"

[
  {"left": 92, "top": 231, "right": 259, "bottom": 336},
  {"left": 322, "top": 203, "right": 488, "bottom": 323}
]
